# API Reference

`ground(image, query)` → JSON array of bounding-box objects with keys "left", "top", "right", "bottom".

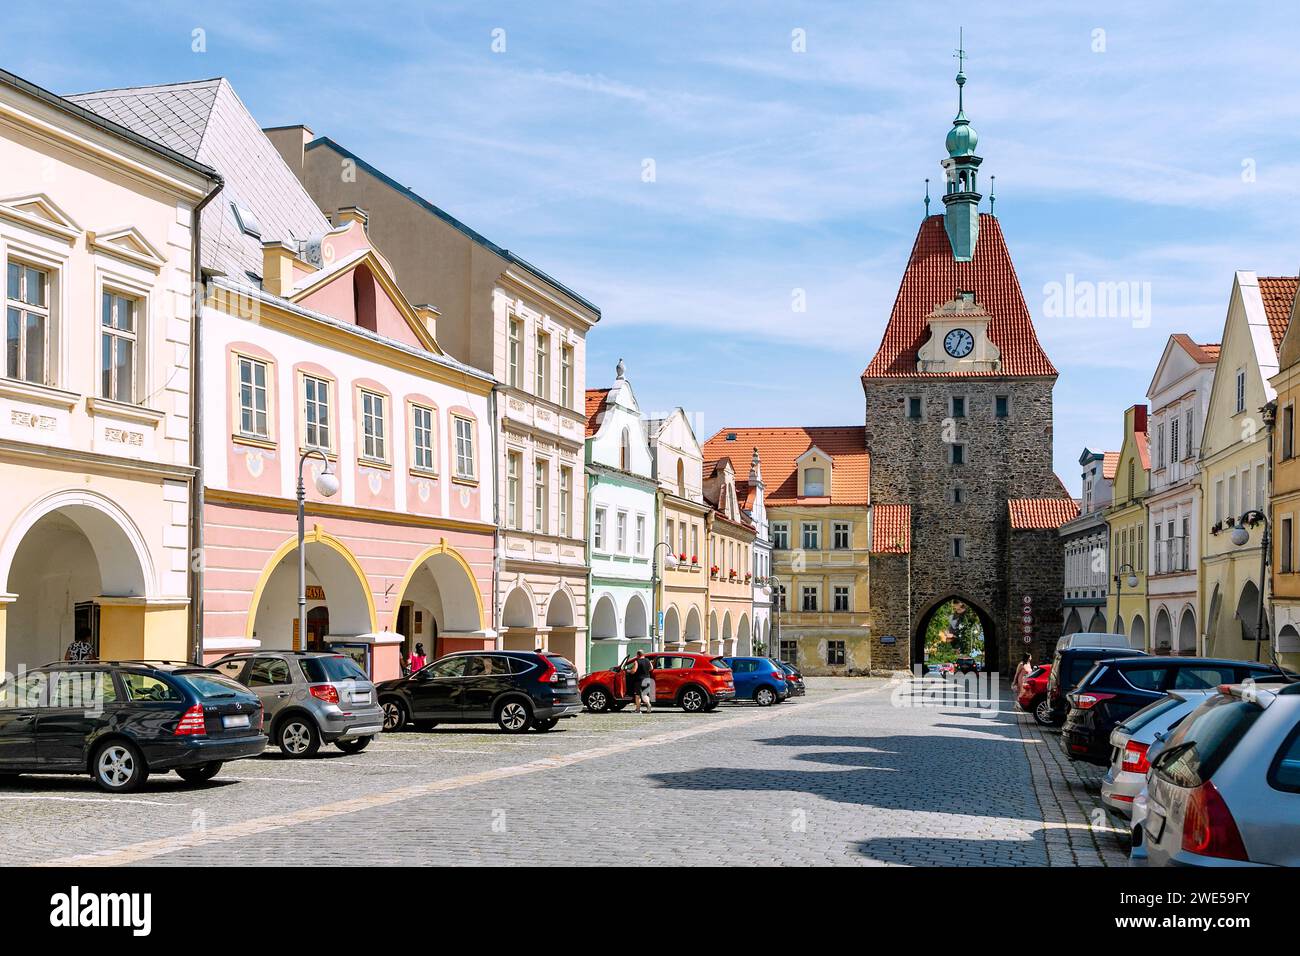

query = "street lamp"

[
  {"left": 767, "top": 572, "right": 783, "bottom": 662},
  {"left": 1229, "top": 509, "right": 1270, "bottom": 663},
  {"left": 1114, "top": 562, "right": 1138, "bottom": 642},
  {"left": 297, "top": 448, "right": 339, "bottom": 650},
  {"left": 651, "top": 541, "right": 679, "bottom": 651}
]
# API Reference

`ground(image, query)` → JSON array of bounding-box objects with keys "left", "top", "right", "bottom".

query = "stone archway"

[
  {"left": 1130, "top": 615, "right": 1146, "bottom": 651},
  {"left": 1087, "top": 610, "right": 1108, "bottom": 633},
  {"left": 737, "top": 613, "right": 751, "bottom": 655},
  {"left": 1062, "top": 608, "right": 1083, "bottom": 635},
  {"left": 248, "top": 533, "right": 375, "bottom": 652},
  {"left": 708, "top": 610, "right": 719, "bottom": 654},
  {"left": 684, "top": 606, "right": 703, "bottom": 650},
  {"left": 392, "top": 544, "right": 485, "bottom": 660},
  {"left": 662, "top": 604, "right": 681, "bottom": 648},
  {"left": 1177, "top": 606, "right": 1197, "bottom": 656},
  {"left": 912, "top": 594, "right": 997, "bottom": 674},
  {"left": 1153, "top": 607, "right": 1173, "bottom": 655},
  {"left": 1235, "top": 581, "right": 1263, "bottom": 642},
  {"left": 588, "top": 593, "right": 621, "bottom": 670},
  {"left": 625, "top": 593, "right": 649, "bottom": 644},
  {"left": 545, "top": 588, "right": 579, "bottom": 664}
]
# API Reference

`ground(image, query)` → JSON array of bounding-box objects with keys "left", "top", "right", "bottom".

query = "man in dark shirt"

[{"left": 629, "top": 651, "right": 655, "bottom": 714}]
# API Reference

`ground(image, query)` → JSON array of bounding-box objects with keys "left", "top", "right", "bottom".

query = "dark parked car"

[
  {"left": 377, "top": 650, "right": 582, "bottom": 733},
  {"left": 1061, "top": 657, "right": 1287, "bottom": 765},
  {"left": 1045, "top": 645, "right": 1148, "bottom": 724},
  {"left": 955, "top": 657, "right": 980, "bottom": 675},
  {"left": 212, "top": 651, "right": 384, "bottom": 757},
  {"left": 0, "top": 661, "right": 265, "bottom": 793},
  {"left": 777, "top": 661, "right": 806, "bottom": 698}
]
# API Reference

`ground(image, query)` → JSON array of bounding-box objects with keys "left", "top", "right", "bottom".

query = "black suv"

[
  {"left": 0, "top": 661, "right": 266, "bottom": 792},
  {"left": 1061, "top": 657, "right": 1287, "bottom": 765},
  {"left": 1045, "top": 645, "right": 1148, "bottom": 725},
  {"left": 377, "top": 650, "right": 582, "bottom": 733}
]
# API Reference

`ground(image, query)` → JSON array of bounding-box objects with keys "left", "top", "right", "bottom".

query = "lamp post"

[
  {"left": 1114, "top": 562, "right": 1138, "bottom": 643},
  {"left": 297, "top": 449, "right": 339, "bottom": 649},
  {"left": 1230, "top": 510, "right": 1271, "bottom": 663},
  {"left": 767, "top": 572, "right": 783, "bottom": 662},
  {"left": 651, "top": 541, "right": 679, "bottom": 651}
]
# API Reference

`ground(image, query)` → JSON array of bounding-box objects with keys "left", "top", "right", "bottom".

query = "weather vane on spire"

[{"left": 953, "top": 28, "right": 968, "bottom": 114}]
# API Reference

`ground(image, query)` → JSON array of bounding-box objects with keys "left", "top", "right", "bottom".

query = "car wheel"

[
  {"left": 496, "top": 698, "right": 532, "bottom": 733},
  {"left": 93, "top": 740, "right": 148, "bottom": 793},
  {"left": 754, "top": 686, "right": 777, "bottom": 707},
  {"left": 679, "top": 686, "right": 709, "bottom": 713},
  {"left": 1032, "top": 696, "right": 1054, "bottom": 726},
  {"left": 532, "top": 717, "right": 560, "bottom": 732},
  {"left": 336, "top": 736, "right": 372, "bottom": 754},
  {"left": 176, "top": 761, "right": 223, "bottom": 784},
  {"left": 278, "top": 716, "right": 321, "bottom": 757},
  {"left": 381, "top": 699, "right": 407, "bottom": 732},
  {"left": 583, "top": 687, "right": 611, "bottom": 712}
]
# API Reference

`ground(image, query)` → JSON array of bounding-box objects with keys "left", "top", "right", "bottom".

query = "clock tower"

[{"left": 861, "top": 45, "right": 1076, "bottom": 675}]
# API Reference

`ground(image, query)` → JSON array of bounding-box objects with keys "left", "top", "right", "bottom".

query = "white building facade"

[
  {"left": 1059, "top": 448, "right": 1115, "bottom": 634},
  {"left": 744, "top": 447, "right": 772, "bottom": 656}
]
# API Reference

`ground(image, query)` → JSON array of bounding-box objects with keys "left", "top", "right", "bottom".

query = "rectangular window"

[
  {"left": 779, "top": 639, "right": 797, "bottom": 665},
  {"left": 772, "top": 522, "right": 790, "bottom": 550},
  {"left": 616, "top": 510, "right": 628, "bottom": 553},
  {"left": 951, "top": 396, "right": 966, "bottom": 418},
  {"left": 803, "top": 467, "right": 825, "bottom": 496},
  {"left": 1256, "top": 463, "right": 1266, "bottom": 516},
  {"left": 1215, "top": 478, "right": 1224, "bottom": 523},
  {"left": 535, "top": 331, "right": 550, "bottom": 397},
  {"left": 636, "top": 514, "right": 646, "bottom": 555},
  {"left": 952, "top": 536, "right": 965, "bottom": 559},
  {"left": 237, "top": 356, "right": 269, "bottom": 438},
  {"left": 833, "top": 585, "right": 850, "bottom": 612},
  {"left": 304, "top": 376, "right": 332, "bottom": 451},
  {"left": 560, "top": 344, "right": 573, "bottom": 408},
  {"left": 907, "top": 396, "right": 922, "bottom": 419},
  {"left": 665, "top": 519, "right": 674, "bottom": 553},
  {"left": 454, "top": 416, "right": 475, "bottom": 479},
  {"left": 100, "top": 290, "right": 136, "bottom": 402},
  {"left": 679, "top": 522, "right": 687, "bottom": 556},
  {"left": 995, "top": 394, "right": 1009, "bottom": 418},
  {"left": 593, "top": 507, "right": 606, "bottom": 550},
  {"left": 1154, "top": 524, "right": 1163, "bottom": 574},
  {"left": 832, "top": 521, "right": 850, "bottom": 550},
  {"left": 690, "top": 525, "right": 698, "bottom": 562},
  {"left": 1156, "top": 423, "right": 1166, "bottom": 469},
  {"left": 951, "top": 443, "right": 966, "bottom": 466},
  {"left": 801, "top": 585, "right": 819, "bottom": 612},
  {"left": 952, "top": 486, "right": 964, "bottom": 505},
  {"left": 533, "top": 459, "right": 549, "bottom": 533},
  {"left": 1285, "top": 405, "right": 1295, "bottom": 461},
  {"left": 5, "top": 261, "right": 49, "bottom": 385},
  {"left": 361, "top": 390, "right": 386, "bottom": 461},
  {"left": 410, "top": 403, "right": 434, "bottom": 470},
  {"left": 1181, "top": 517, "right": 1190, "bottom": 570},
  {"left": 1184, "top": 409, "right": 1194, "bottom": 459},
  {"left": 1235, "top": 368, "right": 1246, "bottom": 413},
  {"left": 826, "top": 640, "right": 846, "bottom": 666},
  {"left": 801, "top": 522, "right": 820, "bottom": 550},
  {"left": 775, "top": 585, "right": 788, "bottom": 612},
  {"left": 1170, "top": 416, "right": 1180, "bottom": 464},
  {"left": 1284, "top": 517, "right": 1295, "bottom": 573},
  {"left": 507, "top": 316, "right": 522, "bottom": 388},
  {"left": 559, "top": 466, "right": 572, "bottom": 537},
  {"left": 507, "top": 451, "right": 522, "bottom": 529}
]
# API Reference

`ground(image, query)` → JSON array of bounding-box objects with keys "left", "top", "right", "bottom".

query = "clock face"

[{"left": 944, "top": 328, "right": 975, "bottom": 358}]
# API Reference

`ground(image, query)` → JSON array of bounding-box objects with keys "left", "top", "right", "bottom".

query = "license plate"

[
  {"left": 222, "top": 713, "right": 250, "bottom": 729},
  {"left": 352, "top": 692, "right": 371, "bottom": 704}
]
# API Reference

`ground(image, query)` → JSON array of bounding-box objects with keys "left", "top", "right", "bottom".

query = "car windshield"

[
  {"left": 173, "top": 671, "right": 247, "bottom": 699},
  {"left": 1154, "top": 694, "right": 1263, "bottom": 788},
  {"left": 298, "top": 655, "right": 368, "bottom": 684}
]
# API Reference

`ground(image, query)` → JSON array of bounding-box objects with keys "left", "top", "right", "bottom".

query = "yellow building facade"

[
  {"left": 1105, "top": 405, "right": 1150, "bottom": 648},
  {"left": 1266, "top": 281, "right": 1300, "bottom": 670}
]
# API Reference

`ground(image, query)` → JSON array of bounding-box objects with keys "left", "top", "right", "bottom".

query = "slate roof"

[
  {"left": 870, "top": 504, "right": 911, "bottom": 554},
  {"left": 701, "top": 427, "right": 869, "bottom": 506},
  {"left": 68, "top": 78, "right": 332, "bottom": 284},
  {"left": 864, "top": 214, "right": 1056, "bottom": 379},
  {"left": 1257, "top": 276, "right": 1298, "bottom": 351},
  {"left": 1009, "top": 497, "right": 1080, "bottom": 530}
]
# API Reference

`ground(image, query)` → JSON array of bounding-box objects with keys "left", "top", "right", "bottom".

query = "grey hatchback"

[{"left": 212, "top": 651, "right": 384, "bottom": 757}]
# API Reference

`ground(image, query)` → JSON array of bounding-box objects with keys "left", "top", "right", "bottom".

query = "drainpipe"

[
  {"left": 489, "top": 384, "right": 501, "bottom": 648},
  {"left": 187, "top": 175, "right": 224, "bottom": 665},
  {"left": 585, "top": 466, "right": 595, "bottom": 666}
]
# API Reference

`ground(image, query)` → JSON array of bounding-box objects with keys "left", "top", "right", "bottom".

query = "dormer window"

[{"left": 804, "top": 467, "right": 825, "bottom": 497}]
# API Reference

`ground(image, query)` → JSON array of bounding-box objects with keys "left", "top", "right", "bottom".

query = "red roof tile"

[
  {"left": 584, "top": 388, "right": 610, "bottom": 438},
  {"left": 863, "top": 214, "right": 1056, "bottom": 379},
  {"left": 1101, "top": 452, "right": 1120, "bottom": 480},
  {"left": 701, "top": 426, "right": 869, "bottom": 506},
  {"left": 1258, "top": 277, "right": 1298, "bottom": 351},
  {"left": 1009, "top": 497, "right": 1079, "bottom": 530},
  {"left": 871, "top": 504, "right": 911, "bottom": 553},
  {"left": 1170, "top": 333, "right": 1221, "bottom": 365}
]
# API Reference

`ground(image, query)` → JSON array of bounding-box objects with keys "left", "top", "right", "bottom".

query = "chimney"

[
  {"left": 412, "top": 304, "right": 439, "bottom": 340},
  {"left": 262, "top": 124, "right": 313, "bottom": 179},
  {"left": 333, "top": 206, "right": 369, "bottom": 232},
  {"left": 261, "top": 240, "right": 299, "bottom": 297}
]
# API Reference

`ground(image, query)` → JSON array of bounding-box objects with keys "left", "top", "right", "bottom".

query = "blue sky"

[{"left": 7, "top": 1, "right": 1300, "bottom": 493}]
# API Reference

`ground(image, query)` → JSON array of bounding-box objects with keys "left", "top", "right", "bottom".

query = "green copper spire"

[{"left": 940, "top": 29, "right": 982, "bottom": 261}]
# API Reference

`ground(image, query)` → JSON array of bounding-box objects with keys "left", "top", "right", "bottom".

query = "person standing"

[
  {"left": 63, "top": 626, "right": 94, "bottom": 662},
  {"left": 1011, "top": 653, "right": 1032, "bottom": 700},
  {"left": 408, "top": 642, "right": 428, "bottom": 673},
  {"left": 629, "top": 651, "right": 655, "bottom": 714}
]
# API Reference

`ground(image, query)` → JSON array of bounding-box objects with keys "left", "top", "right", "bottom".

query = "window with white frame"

[
  {"left": 803, "top": 467, "right": 826, "bottom": 496},
  {"left": 1156, "top": 423, "right": 1166, "bottom": 469},
  {"left": 453, "top": 416, "right": 475, "bottom": 479},
  {"left": 801, "top": 585, "right": 819, "bottom": 612},
  {"left": 593, "top": 507, "right": 606, "bottom": 550},
  {"left": 303, "top": 376, "right": 332, "bottom": 451},
  {"left": 361, "top": 390, "right": 386, "bottom": 461},
  {"left": 535, "top": 331, "right": 550, "bottom": 398},
  {"left": 559, "top": 466, "right": 572, "bottom": 537},
  {"left": 5, "top": 260, "right": 50, "bottom": 385},
  {"left": 1184, "top": 409, "right": 1194, "bottom": 459},
  {"left": 533, "top": 459, "right": 549, "bottom": 533},
  {"left": 616, "top": 511, "right": 628, "bottom": 553},
  {"left": 771, "top": 522, "right": 789, "bottom": 550},
  {"left": 832, "top": 521, "right": 850, "bottom": 549},
  {"left": 775, "top": 584, "right": 787, "bottom": 611},
  {"left": 507, "top": 451, "right": 522, "bottom": 529},
  {"left": 1235, "top": 368, "right": 1246, "bottom": 413},
  {"left": 560, "top": 344, "right": 573, "bottom": 408},
  {"left": 801, "top": 522, "right": 820, "bottom": 550},
  {"left": 100, "top": 290, "right": 137, "bottom": 402},
  {"left": 507, "top": 316, "right": 522, "bottom": 388},
  {"left": 833, "top": 585, "right": 850, "bottom": 612},
  {"left": 1170, "top": 415, "right": 1180, "bottom": 464},
  {"left": 237, "top": 356, "right": 269, "bottom": 438},
  {"left": 636, "top": 514, "right": 646, "bottom": 555},
  {"left": 410, "top": 403, "right": 434, "bottom": 471}
]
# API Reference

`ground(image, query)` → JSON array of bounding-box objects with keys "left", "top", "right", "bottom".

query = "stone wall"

[
  {"left": 868, "top": 552, "right": 911, "bottom": 670},
  {"left": 1006, "top": 528, "right": 1068, "bottom": 668}
]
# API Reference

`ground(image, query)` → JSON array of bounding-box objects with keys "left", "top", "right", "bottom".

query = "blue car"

[{"left": 721, "top": 657, "right": 790, "bottom": 707}]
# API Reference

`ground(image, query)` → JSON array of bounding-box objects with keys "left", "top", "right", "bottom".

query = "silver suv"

[{"left": 212, "top": 652, "right": 384, "bottom": 757}]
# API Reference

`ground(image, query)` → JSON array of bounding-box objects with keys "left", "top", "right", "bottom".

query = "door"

[
  {"left": 305, "top": 607, "right": 329, "bottom": 652},
  {"left": 650, "top": 655, "right": 688, "bottom": 702},
  {"left": 731, "top": 658, "right": 759, "bottom": 697},
  {"left": 37, "top": 669, "right": 117, "bottom": 768},
  {"left": 244, "top": 657, "right": 297, "bottom": 721},
  {"left": 0, "top": 670, "right": 45, "bottom": 767},
  {"left": 409, "top": 656, "right": 467, "bottom": 718},
  {"left": 460, "top": 654, "right": 515, "bottom": 717}
]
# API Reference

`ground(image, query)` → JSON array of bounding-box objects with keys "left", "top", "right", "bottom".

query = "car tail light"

[
  {"left": 1070, "top": 692, "right": 1116, "bottom": 710},
  {"left": 1121, "top": 740, "right": 1150, "bottom": 774},
  {"left": 771, "top": 670, "right": 785, "bottom": 680},
  {"left": 1182, "top": 781, "right": 1248, "bottom": 861},
  {"left": 174, "top": 704, "right": 206, "bottom": 736},
  {"left": 536, "top": 657, "right": 560, "bottom": 684},
  {"left": 310, "top": 684, "right": 340, "bottom": 704},
  {"left": 257, "top": 707, "right": 264, "bottom": 731}
]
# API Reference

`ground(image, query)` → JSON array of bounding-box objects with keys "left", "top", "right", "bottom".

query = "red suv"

[
  {"left": 1017, "top": 663, "right": 1053, "bottom": 725},
  {"left": 580, "top": 653, "right": 735, "bottom": 713}
]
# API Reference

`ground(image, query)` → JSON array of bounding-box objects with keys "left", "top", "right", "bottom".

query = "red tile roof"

[
  {"left": 1258, "top": 277, "right": 1298, "bottom": 351},
  {"left": 870, "top": 504, "right": 911, "bottom": 553},
  {"left": 863, "top": 214, "right": 1056, "bottom": 379},
  {"left": 1009, "top": 497, "right": 1079, "bottom": 530},
  {"left": 1171, "top": 333, "right": 1221, "bottom": 365},
  {"left": 1101, "top": 452, "right": 1120, "bottom": 480},
  {"left": 701, "top": 426, "right": 869, "bottom": 506},
  {"left": 584, "top": 388, "right": 610, "bottom": 438}
]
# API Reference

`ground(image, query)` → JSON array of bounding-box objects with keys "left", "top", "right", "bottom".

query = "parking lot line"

[{"left": 43, "top": 683, "right": 889, "bottom": 867}]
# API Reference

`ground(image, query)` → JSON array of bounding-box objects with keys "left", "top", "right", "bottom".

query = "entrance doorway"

[{"left": 913, "top": 596, "right": 996, "bottom": 673}]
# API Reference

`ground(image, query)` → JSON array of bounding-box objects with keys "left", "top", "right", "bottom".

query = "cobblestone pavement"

[{"left": 1, "top": 676, "right": 1129, "bottom": 866}]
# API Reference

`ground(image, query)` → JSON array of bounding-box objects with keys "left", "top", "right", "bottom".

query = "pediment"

[
  {"left": 87, "top": 225, "right": 168, "bottom": 271},
  {"left": 0, "top": 193, "right": 82, "bottom": 242}
]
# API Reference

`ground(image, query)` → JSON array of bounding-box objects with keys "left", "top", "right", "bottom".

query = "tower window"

[
  {"left": 951, "top": 443, "right": 966, "bottom": 466},
  {"left": 907, "top": 396, "right": 923, "bottom": 419},
  {"left": 995, "top": 395, "right": 1009, "bottom": 418},
  {"left": 952, "top": 536, "right": 966, "bottom": 559},
  {"left": 951, "top": 396, "right": 966, "bottom": 418}
]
